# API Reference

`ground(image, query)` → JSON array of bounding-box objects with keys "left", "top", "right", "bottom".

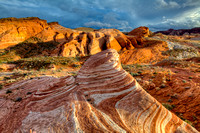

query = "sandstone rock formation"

[
  {"left": 1, "top": 17, "right": 156, "bottom": 59},
  {"left": 0, "top": 17, "right": 136, "bottom": 57},
  {"left": 99, "top": 29, "right": 134, "bottom": 50},
  {"left": 0, "top": 17, "right": 48, "bottom": 49},
  {"left": 120, "top": 39, "right": 169, "bottom": 64},
  {"left": 0, "top": 49, "right": 198, "bottom": 133},
  {"left": 127, "top": 26, "right": 150, "bottom": 48},
  {"left": 128, "top": 26, "right": 150, "bottom": 37},
  {"left": 35, "top": 22, "right": 74, "bottom": 43},
  {"left": 60, "top": 29, "right": 134, "bottom": 57}
]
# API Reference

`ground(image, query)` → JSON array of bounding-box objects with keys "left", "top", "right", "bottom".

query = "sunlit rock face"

[
  {"left": 128, "top": 26, "right": 150, "bottom": 37},
  {"left": 61, "top": 29, "right": 134, "bottom": 57},
  {"left": 0, "top": 49, "right": 198, "bottom": 133},
  {"left": 0, "top": 17, "right": 134, "bottom": 57},
  {"left": 120, "top": 39, "right": 169, "bottom": 65},
  {"left": 0, "top": 17, "right": 48, "bottom": 49}
]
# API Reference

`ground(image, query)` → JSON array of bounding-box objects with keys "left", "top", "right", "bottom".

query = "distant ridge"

[
  {"left": 0, "top": 17, "right": 46, "bottom": 23},
  {"left": 155, "top": 27, "right": 200, "bottom": 35},
  {"left": 74, "top": 27, "right": 96, "bottom": 32}
]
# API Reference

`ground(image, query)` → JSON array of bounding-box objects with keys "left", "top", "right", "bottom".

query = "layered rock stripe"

[{"left": 0, "top": 49, "right": 198, "bottom": 133}]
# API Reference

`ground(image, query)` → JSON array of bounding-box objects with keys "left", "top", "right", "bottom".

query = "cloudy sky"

[{"left": 0, "top": 0, "right": 200, "bottom": 31}]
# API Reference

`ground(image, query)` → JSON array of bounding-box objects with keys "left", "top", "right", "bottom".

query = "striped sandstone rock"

[{"left": 0, "top": 49, "right": 198, "bottom": 133}]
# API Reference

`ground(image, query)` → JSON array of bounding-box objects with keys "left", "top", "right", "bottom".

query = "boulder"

[
  {"left": 99, "top": 29, "right": 134, "bottom": 50},
  {"left": 106, "top": 35, "right": 121, "bottom": 52},
  {"left": 128, "top": 26, "right": 150, "bottom": 37}
]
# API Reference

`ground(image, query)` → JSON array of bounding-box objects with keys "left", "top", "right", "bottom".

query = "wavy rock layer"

[{"left": 0, "top": 49, "right": 198, "bottom": 133}]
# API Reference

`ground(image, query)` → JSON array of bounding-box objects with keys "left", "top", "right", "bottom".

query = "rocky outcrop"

[
  {"left": 0, "top": 17, "right": 135, "bottom": 57},
  {"left": 60, "top": 29, "right": 134, "bottom": 57},
  {"left": 127, "top": 35, "right": 146, "bottom": 48},
  {"left": 0, "top": 49, "right": 198, "bottom": 132},
  {"left": 1, "top": 17, "right": 156, "bottom": 57},
  {"left": 164, "top": 41, "right": 200, "bottom": 59},
  {"left": 155, "top": 27, "right": 200, "bottom": 35},
  {"left": 35, "top": 23, "right": 74, "bottom": 43},
  {"left": 0, "top": 17, "right": 48, "bottom": 49},
  {"left": 99, "top": 29, "right": 134, "bottom": 50},
  {"left": 128, "top": 26, "right": 150, "bottom": 37},
  {"left": 127, "top": 26, "right": 150, "bottom": 48},
  {"left": 120, "top": 39, "right": 169, "bottom": 64}
]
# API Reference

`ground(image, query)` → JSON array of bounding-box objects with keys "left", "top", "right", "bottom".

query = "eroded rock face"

[
  {"left": 120, "top": 39, "right": 169, "bottom": 64},
  {"left": 60, "top": 29, "right": 134, "bottom": 57},
  {"left": 0, "top": 49, "right": 198, "bottom": 133},
  {"left": 99, "top": 29, "right": 134, "bottom": 50},
  {"left": 0, "top": 17, "right": 48, "bottom": 49},
  {"left": 128, "top": 26, "right": 150, "bottom": 37}
]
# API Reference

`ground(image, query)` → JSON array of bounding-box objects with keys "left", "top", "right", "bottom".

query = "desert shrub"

[
  {"left": 0, "top": 84, "right": 3, "bottom": 89},
  {"left": 162, "top": 103, "right": 175, "bottom": 110},
  {"left": 22, "top": 36, "right": 43, "bottom": 44},
  {"left": 184, "top": 120, "right": 193, "bottom": 126},
  {"left": 9, "top": 41, "right": 59, "bottom": 58},
  {"left": 0, "top": 50, "right": 18, "bottom": 64},
  {"left": 6, "top": 89, "right": 12, "bottom": 94},
  {"left": 14, "top": 97, "right": 22, "bottom": 102},
  {"left": 130, "top": 72, "right": 140, "bottom": 76},
  {"left": 9, "top": 56, "right": 81, "bottom": 70}
]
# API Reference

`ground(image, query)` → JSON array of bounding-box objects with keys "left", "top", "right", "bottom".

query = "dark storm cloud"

[{"left": 0, "top": 0, "right": 199, "bottom": 31}]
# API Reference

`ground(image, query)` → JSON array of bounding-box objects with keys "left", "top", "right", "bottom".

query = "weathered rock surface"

[
  {"left": 127, "top": 35, "right": 146, "bottom": 48},
  {"left": 1, "top": 17, "right": 157, "bottom": 59},
  {"left": 126, "top": 27, "right": 150, "bottom": 48},
  {"left": 60, "top": 29, "right": 134, "bottom": 57},
  {"left": 0, "top": 17, "right": 48, "bottom": 49},
  {"left": 120, "top": 39, "right": 169, "bottom": 64},
  {"left": 165, "top": 41, "right": 200, "bottom": 59},
  {"left": 128, "top": 26, "right": 150, "bottom": 37},
  {"left": 35, "top": 23, "right": 74, "bottom": 43},
  {"left": 99, "top": 29, "right": 134, "bottom": 50},
  {"left": 0, "top": 17, "right": 133, "bottom": 54},
  {"left": 0, "top": 49, "right": 198, "bottom": 133},
  {"left": 0, "top": 17, "right": 135, "bottom": 57}
]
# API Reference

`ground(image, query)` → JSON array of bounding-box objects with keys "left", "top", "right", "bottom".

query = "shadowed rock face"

[
  {"left": 0, "top": 49, "right": 198, "bottom": 133},
  {"left": 155, "top": 27, "right": 200, "bottom": 35}
]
